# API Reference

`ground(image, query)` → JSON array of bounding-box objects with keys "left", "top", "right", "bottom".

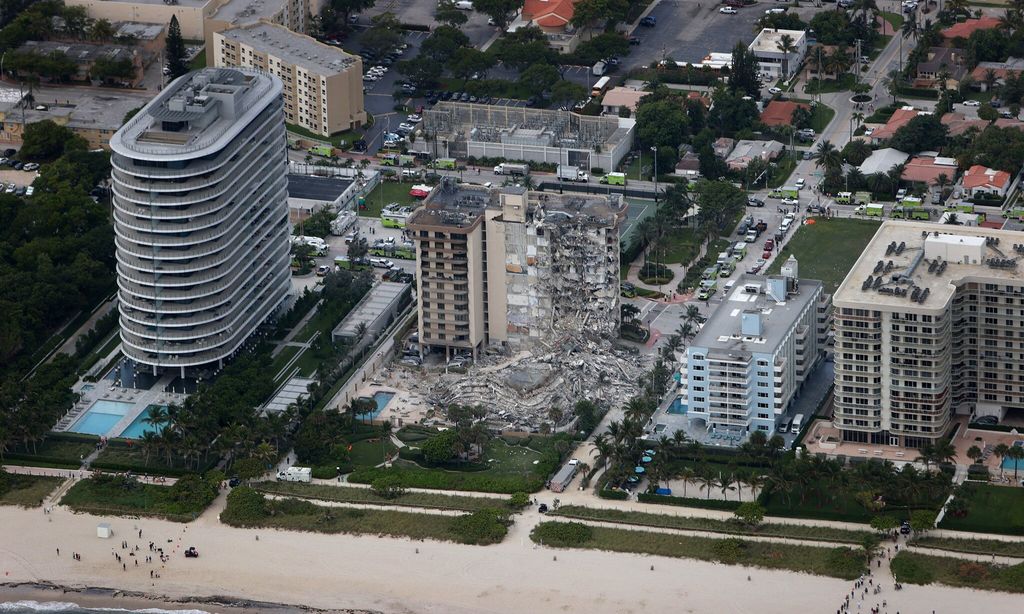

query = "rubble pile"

[{"left": 427, "top": 340, "right": 650, "bottom": 431}]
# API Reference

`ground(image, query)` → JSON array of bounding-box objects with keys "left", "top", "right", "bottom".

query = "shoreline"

[{"left": 0, "top": 582, "right": 369, "bottom": 614}]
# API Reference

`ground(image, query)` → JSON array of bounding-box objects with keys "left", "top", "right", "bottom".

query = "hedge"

[
  {"left": 348, "top": 467, "right": 545, "bottom": 494},
  {"left": 638, "top": 492, "right": 742, "bottom": 511},
  {"left": 895, "top": 85, "right": 939, "bottom": 99},
  {"left": 88, "top": 461, "right": 192, "bottom": 477},
  {"left": 598, "top": 488, "right": 629, "bottom": 500}
]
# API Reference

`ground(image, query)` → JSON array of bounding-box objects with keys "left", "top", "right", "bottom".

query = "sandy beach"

[{"left": 1, "top": 493, "right": 1021, "bottom": 614}]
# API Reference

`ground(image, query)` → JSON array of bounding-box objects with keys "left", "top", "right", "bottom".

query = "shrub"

[
  {"left": 637, "top": 492, "right": 741, "bottom": 511},
  {"left": 890, "top": 553, "right": 935, "bottom": 584},
  {"left": 598, "top": 488, "right": 629, "bottom": 500},
  {"left": 531, "top": 521, "right": 593, "bottom": 547},
  {"left": 733, "top": 501, "right": 765, "bottom": 526},
  {"left": 312, "top": 465, "right": 338, "bottom": 480},
  {"left": 957, "top": 561, "right": 991, "bottom": 584},
  {"left": 711, "top": 537, "right": 747, "bottom": 562},
  {"left": 509, "top": 491, "right": 530, "bottom": 509},
  {"left": 449, "top": 508, "right": 511, "bottom": 545},
  {"left": 371, "top": 475, "right": 406, "bottom": 499},
  {"left": 827, "top": 547, "right": 869, "bottom": 578},
  {"left": 221, "top": 486, "right": 268, "bottom": 525},
  {"left": 233, "top": 458, "right": 267, "bottom": 480}
]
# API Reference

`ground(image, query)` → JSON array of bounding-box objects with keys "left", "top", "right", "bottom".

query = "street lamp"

[{"left": 650, "top": 146, "right": 658, "bottom": 203}]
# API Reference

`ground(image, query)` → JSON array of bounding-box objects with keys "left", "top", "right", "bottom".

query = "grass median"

[
  {"left": 912, "top": 536, "right": 1024, "bottom": 558},
  {"left": 891, "top": 551, "right": 1024, "bottom": 593},
  {"left": 252, "top": 481, "right": 511, "bottom": 512},
  {"left": 222, "top": 487, "right": 511, "bottom": 545},
  {"left": 0, "top": 474, "right": 64, "bottom": 507},
  {"left": 549, "top": 505, "right": 873, "bottom": 544},
  {"left": 530, "top": 521, "right": 866, "bottom": 580}
]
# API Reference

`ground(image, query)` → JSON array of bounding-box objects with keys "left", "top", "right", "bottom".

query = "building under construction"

[
  {"left": 407, "top": 179, "right": 627, "bottom": 359},
  {"left": 419, "top": 101, "right": 635, "bottom": 172}
]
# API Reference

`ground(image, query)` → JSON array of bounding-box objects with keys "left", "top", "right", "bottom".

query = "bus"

[{"left": 591, "top": 76, "right": 611, "bottom": 97}]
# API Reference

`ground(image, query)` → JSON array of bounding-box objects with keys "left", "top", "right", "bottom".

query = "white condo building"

[{"left": 110, "top": 67, "right": 291, "bottom": 375}]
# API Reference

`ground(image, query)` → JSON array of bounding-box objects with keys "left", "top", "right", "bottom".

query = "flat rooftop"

[
  {"left": 835, "top": 220, "right": 1024, "bottom": 310},
  {"left": 110, "top": 67, "right": 279, "bottom": 159},
  {"left": 219, "top": 22, "right": 357, "bottom": 76},
  {"left": 409, "top": 181, "right": 497, "bottom": 229},
  {"left": 18, "top": 40, "right": 137, "bottom": 64},
  {"left": 750, "top": 28, "right": 806, "bottom": 54},
  {"left": 115, "top": 22, "right": 165, "bottom": 40},
  {"left": 0, "top": 85, "right": 150, "bottom": 131},
  {"left": 212, "top": 0, "right": 287, "bottom": 24},
  {"left": 333, "top": 282, "right": 409, "bottom": 338},
  {"left": 98, "top": 0, "right": 209, "bottom": 6},
  {"left": 287, "top": 174, "right": 352, "bottom": 201},
  {"left": 526, "top": 190, "right": 626, "bottom": 227},
  {"left": 693, "top": 274, "right": 822, "bottom": 358}
]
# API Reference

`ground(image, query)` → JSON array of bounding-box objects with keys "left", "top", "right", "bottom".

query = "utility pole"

[
  {"left": 651, "top": 146, "right": 658, "bottom": 202},
  {"left": 855, "top": 39, "right": 862, "bottom": 86},
  {"left": 816, "top": 45, "right": 823, "bottom": 105}
]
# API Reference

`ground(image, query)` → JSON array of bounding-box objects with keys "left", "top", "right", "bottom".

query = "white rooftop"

[
  {"left": 749, "top": 28, "right": 807, "bottom": 54},
  {"left": 220, "top": 22, "right": 357, "bottom": 76}
]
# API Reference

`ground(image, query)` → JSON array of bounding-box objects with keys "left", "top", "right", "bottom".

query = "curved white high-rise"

[{"left": 110, "top": 67, "right": 291, "bottom": 375}]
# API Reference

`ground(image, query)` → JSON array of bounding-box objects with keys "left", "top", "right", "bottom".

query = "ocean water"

[{"left": 0, "top": 601, "right": 210, "bottom": 614}]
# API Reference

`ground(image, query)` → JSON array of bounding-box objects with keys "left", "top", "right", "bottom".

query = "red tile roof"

[
  {"left": 871, "top": 108, "right": 920, "bottom": 140},
  {"left": 901, "top": 157, "right": 957, "bottom": 185},
  {"left": 963, "top": 164, "right": 1011, "bottom": 190},
  {"left": 759, "top": 100, "right": 810, "bottom": 127},
  {"left": 941, "top": 112, "right": 989, "bottom": 137},
  {"left": 941, "top": 17, "right": 1001, "bottom": 40},
  {"left": 523, "top": 0, "right": 575, "bottom": 27}
]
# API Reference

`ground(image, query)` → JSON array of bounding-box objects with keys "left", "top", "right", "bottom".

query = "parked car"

[
  {"left": 25, "top": 186, "right": 34, "bottom": 196},
  {"left": 640, "top": 16, "right": 656, "bottom": 26},
  {"left": 963, "top": 100, "right": 981, "bottom": 107},
  {"left": 748, "top": 197, "right": 765, "bottom": 207},
  {"left": 781, "top": 197, "right": 799, "bottom": 206},
  {"left": 719, "top": 6, "right": 738, "bottom": 13},
  {"left": 23, "top": 162, "right": 38, "bottom": 171},
  {"left": 795, "top": 178, "right": 805, "bottom": 188},
  {"left": 628, "top": 36, "right": 641, "bottom": 45}
]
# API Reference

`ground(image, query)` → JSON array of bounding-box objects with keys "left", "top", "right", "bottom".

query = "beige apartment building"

[
  {"left": 406, "top": 180, "right": 626, "bottom": 359},
  {"left": 67, "top": 0, "right": 216, "bottom": 40},
  {"left": 213, "top": 22, "right": 365, "bottom": 136},
  {"left": 833, "top": 221, "right": 1024, "bottom": 448}
]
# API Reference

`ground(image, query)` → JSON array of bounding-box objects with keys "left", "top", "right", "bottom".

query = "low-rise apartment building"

[
  {"left": 680, "top": 263, "right": 832, "bottom": 441},
  {"left": 406, "top": 180, "right": 626, "bottom": 359},
  {"left": 749, "top": 28, "right": 808, "bottom": 81},
  {"left": 833, "top": 221, "right": 1024, "bottom": 447},
  {"left": 213, "top": 21, "right": 365, "bottom": 136}
]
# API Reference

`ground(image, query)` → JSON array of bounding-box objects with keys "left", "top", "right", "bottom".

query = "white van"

[
  {"left": 780, "top": 218, "right": 793, "bottom": 233},
  {"left": 455, "top": 0, "right": 474, "bottom": 9},
  {"left": 790, "top": 413, "right": 805, "bottom": 434}
]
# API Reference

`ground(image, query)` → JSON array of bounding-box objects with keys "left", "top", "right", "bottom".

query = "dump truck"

[
  {"left": 493, "top": 162, "right": 529, "bottom": 176},
  {"left": 277, "top": 467, "right": 312, "bottom": 483},
  {"left": 600, "top": 172, "right": 626, "bottom": 185},
  {"left": 557, "top": 165, "right": 589, "bottom": 182}
]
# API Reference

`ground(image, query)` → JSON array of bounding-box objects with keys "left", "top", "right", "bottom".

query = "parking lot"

[{"left": 358, "top": 0, "right": 499, "bottom": 47}]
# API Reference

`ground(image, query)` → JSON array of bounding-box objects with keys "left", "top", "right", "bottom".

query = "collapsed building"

[{"left": 406, "top": 180, "right": 643, "bottom": 429}]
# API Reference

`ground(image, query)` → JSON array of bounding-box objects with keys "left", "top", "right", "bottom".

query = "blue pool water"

[
  {"left": 667, "top": 398, "right": 688, "bottom": 415},
  {"left": 358, "top": 391, "right": 394, "bottom": 421},
  {"left": 118, "top": 405, "right": 168, "bottom": 439},
  {"left": 1001, "top": 441, "right": 1024, "bottom": 471},
  {"left": 69, "top": 400, "right": 133, "bottom": 436}
]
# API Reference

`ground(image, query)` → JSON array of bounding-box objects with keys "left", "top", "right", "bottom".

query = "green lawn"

[
  {"left": 891, "top": 551, "right": 1024, "bottom": 593},
  {"left": 618, "top": 155, "right": 651, "bottom": 181},
  {"left": 348, "top": 438, "right": 398, "bottom": 467},
  {"left": 287, "top": 123, "right": 361, "bottom": 148},
  {"left": 766, "top": 156, "right": 798, "bottom": 189},
  {"left": 6, "top": 438, "right": 96, "bottom": 467},
  {"left": 550, "top": 505, "right": 873, "bottom": 544},
  {"left": 0, "top": 474, "right": 64, "bottom": 507},
  {"left": 270, "top": 345, "right": 301, "bottom": 380},
  {"left": 531, "top": 522, "right": 866, "bottom": 580},
  {"left": 880, "top": 11, "right": 904, "bottom": 30},
  {"left": 809, "top": 103, "right": 836, "bottom": 134},
  {"left": 189, "top": 50, "right": 206, "bottom": 71},
  {"left": 251, "top": 481, "right": 510, "bottom": 512},
  {"left": 938, "top": 483, "right": 1024, "bottom": 535},
  {"left": 803, "top": 74, "right": 857, "bottom": 95},
  {"left": 764, "top": 217, "right": 880, "bottom": 293},
  {"left": 92, "top": 444, "right": 215, "bottom": 476},
  {"left": 652, "top": 227, "right": 702, "bottom": 265},
  {"left": 360, "top": 181, "right": 420, "bottom": 217}
]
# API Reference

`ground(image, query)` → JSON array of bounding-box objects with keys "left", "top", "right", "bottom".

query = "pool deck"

[
  {"left": 352, "top": 377, "right": 429, "bottom": 427},
  {"left": 59, "top": 372, "right": 187, "bottom": 439}
]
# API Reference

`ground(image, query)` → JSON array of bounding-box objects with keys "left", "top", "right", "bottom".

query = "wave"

[{"left": 0, "top": 602, "right": 209, "bottom": 614}]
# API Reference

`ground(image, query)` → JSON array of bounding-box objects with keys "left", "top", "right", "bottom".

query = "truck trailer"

[
  {"left": 556, "top": 165, "right": 589, "bottom": 182},
  {"left": 493, "top": 162, "right": 529, "bottom": 176},
  {"left": 277, "top": 467, "right": 312, "bottom": 483}
]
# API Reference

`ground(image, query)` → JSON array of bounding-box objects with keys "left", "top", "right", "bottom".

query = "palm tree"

[
  {"left": 142, "top": 404, "right": 170, "bottom": 429},
  {"left": 776, "top": 34, "right": 797, "bottom": 79},
  {"left": 139, "top": 431, "right": 159, "bottom": 467},
  {"left": 932, "top": 439, "right": 957, "bottom": 466},
  {"left": 887, "top": 163, "right": 906, "bottom": 197},
  {"left": 815, "top": 140, "right": 842, "bottom": 174},
  {"left": 1006, "top": 445, "right": 1024, "bottom": 481},
  {"left": 718, "top": 473, "right": 737, "bottom": 501},
  {"left": 994, "top": 443, "right": 1010, "bottom": 477},
  {"left": 696, "top": 467, "right": 716, "bottom": 500},
  {"left": 679, "top": 466, "right": 696, "bottom": 497},
  {"left": 966, "top": 445, "right": 984, "bottom": 465},
  {"left": 591, "top": 434, "right": 614, "bottom": 471},
  {"left": 915, "top": 442, "right": 937, "bottom": 471}
]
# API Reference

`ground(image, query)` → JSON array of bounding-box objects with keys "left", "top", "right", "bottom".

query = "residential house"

[
  {"left": 114, "top": 22, "right": 166, "bottom": 55},
  {"left": 519, "top": 0, "right": 582, "bottom": 52},
  {"left": 940, "top": 17, "right": 1001, "bottom": 43},
  {"left": 748, "top": 28, "right": 808, "bottom": 80},
  {"left": 803, "top": 44, "right": 839, "bottom": 81},
  {"left": 674, "top": 151, "right": 701, "bottom": 178},
  {"left": 858, "top": 148, "right": 910, "bottom": 176},
  {"left": 901, "top": 155, "right": 958, "bottom": 186},
  {"left": 941, "top": 112, "right": 990, "bottom": 137},
  {"left": 725, "top": 139, "right": 784, "bottom": 170},
  {"left": 870, "top": 107, "right": 924, "bottom": 143},
  {"left": 712, "top": 137, "right": 736, "bottom": 159},
  {"left": 962, "top": 165, "right": 1012, "bottom": 198},
  {"left": 760, "top": 100, "right": 810, "bottom": 127},
  {"left": 914, "top": 47, "right": 966, "bottom": 90},
  {"left": 969, "top": 58, "right": 1024, "bottom": 91},
  {"left": 14, "top": 40, "right": 147, "bottom": 87},
  {"left": 601, "top": 87, "right": 649, "bottom": 116}
]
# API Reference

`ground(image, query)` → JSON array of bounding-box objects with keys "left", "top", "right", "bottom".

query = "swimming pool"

[
  {"left": 118, "top": 405, "right": 168, "bottom": 439},
  {"left": 358, "top": 391, "right": 394, "bottom": 421},
  {"left": 1001, "top": 440, "right": 1024, "bottom": 471},
  {"left": 69, "top": 400, "right": 133, "bottom": 436},
  {"left": 667, "top": 398, "right": 688, "bottom": 415}
]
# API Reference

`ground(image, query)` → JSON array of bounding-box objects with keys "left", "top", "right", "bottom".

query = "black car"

[
  {"left": 640, "top": 16, "right": 656, "bottom": 27},
  {"left": 629, "top": 36, "right": 641, "bottom": 45},
  {"left": 538, "top": 503, "right": 549, "bottom": 513},
  {"left": 228, "top": 476, "right": 241, "bottom": 488},
  {"left": 12, "top": 161, "right": 23, "bottom": 170},
  {"left": 351, "top": 139, "right": 367, "bottom": 152},
  {"left": 899, "top": 521, "right": 912, "bottom": 535},
  {"left": 3, "top": 149, "right": 15, "bottom": 157}
]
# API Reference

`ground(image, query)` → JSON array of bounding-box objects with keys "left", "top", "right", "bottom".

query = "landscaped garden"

[
  {"left": 912, "top": 535, "right": 1024, "bottom": 558},
  {"left": 251, "top": 482, "right": 513, "bottom": 512},
  {"left": 530, "top": 521, "right": 867, "bottom": 580},
  {"left": 937, "top": 483, "right": 1024, "bottom": 535}
]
